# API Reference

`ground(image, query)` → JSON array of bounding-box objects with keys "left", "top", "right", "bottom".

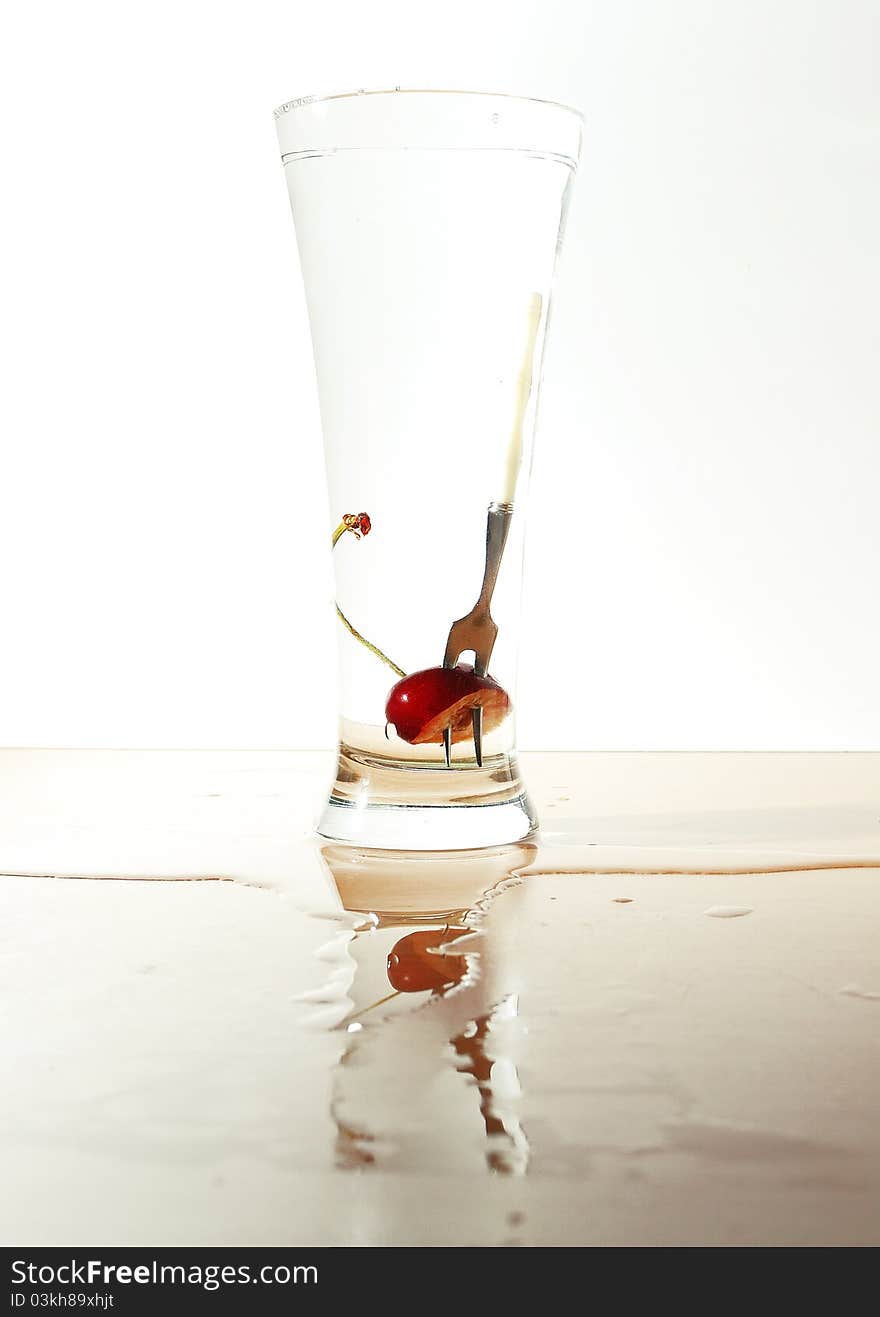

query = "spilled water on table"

[
  {"left": 5, "top": 770, "right": 880, "bottom": 1230},
  {"left": 300, "top": 843, "right": 536, "bottom": 1179},
  {"left": 295, "top": 806, "right": 880, "bottom": 1196}
]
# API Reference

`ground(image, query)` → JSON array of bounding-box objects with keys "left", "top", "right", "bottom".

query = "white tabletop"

[{"left": 1, "top": 750, "right": 878, "bottom": 1245}]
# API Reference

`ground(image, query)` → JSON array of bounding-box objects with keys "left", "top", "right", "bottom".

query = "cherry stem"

[
  {"left": 332, "top": 520, "right": 406, "bottom": 678},
  {"left": 345, "top": 989, "right": 402, "bottom": 1022},
  {"left": 334, "top": 604, "right": 406, "bottom": 678}
]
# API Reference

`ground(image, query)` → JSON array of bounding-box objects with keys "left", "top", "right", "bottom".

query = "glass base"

[{"left": 317, "top": 741, "right": 539, "bottom": 850}]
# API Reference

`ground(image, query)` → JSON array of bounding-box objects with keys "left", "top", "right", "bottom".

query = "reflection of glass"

[
  {"left": 317, "top": 842, "right": 534, "bottom": 1175},
  {"left": 276, "top": 89, "right": 582, "bottom": 849}
]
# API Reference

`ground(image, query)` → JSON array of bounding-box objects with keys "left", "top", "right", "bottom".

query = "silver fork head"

[
  {"left": 442, "top": 614, "right": 498, "bottom": 675},
  {"left": 441, "top": 619, "right": 494, "bottom": 767}
]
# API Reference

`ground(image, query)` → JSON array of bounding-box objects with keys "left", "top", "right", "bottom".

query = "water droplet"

[
  {"left": 838, "top": 983, "right": 880, "bottom": 1001},
  {"left": 704, "top": 905, "right": 753, "bottom": 919}
]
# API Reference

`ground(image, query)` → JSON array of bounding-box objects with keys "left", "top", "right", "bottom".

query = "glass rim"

[{"left": 273, "top": 86, "right": 584, "bottom": 125}]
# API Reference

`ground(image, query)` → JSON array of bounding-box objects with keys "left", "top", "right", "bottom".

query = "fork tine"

[
  {"left": 442, "top": 726, "right": 452, "bottom": 768},
  {"left": 472, "top": 706, "right": 483, "bottom": 767},
  {"left": 473, "top": 628, "right": 496, "bottom": 678}
]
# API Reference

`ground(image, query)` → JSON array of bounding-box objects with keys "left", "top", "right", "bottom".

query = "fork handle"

[{"left": 476, "top": 501, "right": 514, "bottom": 613}]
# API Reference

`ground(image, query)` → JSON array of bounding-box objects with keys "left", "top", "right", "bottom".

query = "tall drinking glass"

[{"left": 276, "top": 89, "right": 581, "bottom": 849}]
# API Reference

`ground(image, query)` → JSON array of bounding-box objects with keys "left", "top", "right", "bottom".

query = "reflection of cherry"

[
  {"left": 385, "top": 665, "right": 510, "bottom": 746},
  {"left": 387, "top": 928, "right": 470, "bottom": 993}
]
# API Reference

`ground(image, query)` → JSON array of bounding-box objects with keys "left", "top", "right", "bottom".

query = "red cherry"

[
  {"left": 385, "top": 664, "right": 510, "bottom": 746},
  {"left": 387, "top": 929, "right": 469, "bottom": 993}
]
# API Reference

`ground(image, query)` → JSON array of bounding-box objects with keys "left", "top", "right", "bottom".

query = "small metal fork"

[{"left": 441, "top": 501, "right": 513, "bottom": 768}]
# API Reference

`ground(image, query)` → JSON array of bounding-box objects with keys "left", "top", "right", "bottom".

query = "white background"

[{"left": 1, "top": 0, "right": 877, "bottom": 750}]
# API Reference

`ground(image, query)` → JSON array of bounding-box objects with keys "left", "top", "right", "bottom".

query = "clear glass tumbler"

[{"left": 276, "top": 89, "right": 581, "bottom": 849}]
